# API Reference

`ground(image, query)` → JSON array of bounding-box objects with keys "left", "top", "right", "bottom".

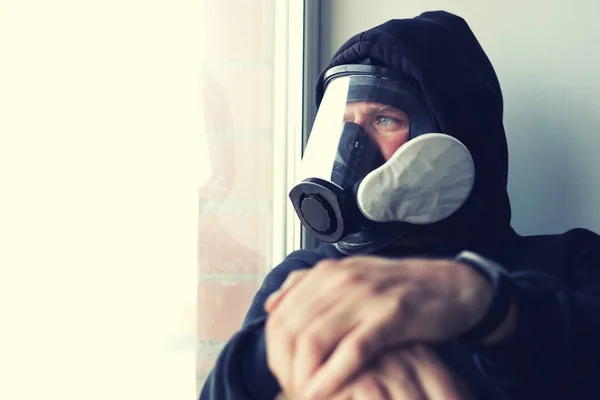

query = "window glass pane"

[{"left": 198, "top": 0, "right": 280, "bottom": 393}]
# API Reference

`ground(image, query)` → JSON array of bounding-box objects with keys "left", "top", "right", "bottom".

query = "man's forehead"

[{"left": 345, "top": 101, "right": 403, "bottom": 113}]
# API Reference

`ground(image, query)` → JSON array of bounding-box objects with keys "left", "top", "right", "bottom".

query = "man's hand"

[
  {"left": 329, "top": 344, "right": 472, "bottom": 400},
  {"left": 273, "top": 344, "right": 472, "bottom": 400},
  {"left": 264, "top": 256, "right": 493, "bottom": 399}
]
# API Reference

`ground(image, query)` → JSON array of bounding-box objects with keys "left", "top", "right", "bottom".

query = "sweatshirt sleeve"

[
  {"left": 469, "top": 230, "right": 600, "bottom": 398},
  {"left": 199, "top": 245, "right": 341, "bottom": 400}
]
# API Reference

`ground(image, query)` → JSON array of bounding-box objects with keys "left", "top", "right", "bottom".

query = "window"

[
  {"left": 2, "top": 1, "right": 204, "bottom": 398},
  {"left": 197, "top": 0, "right": 304, "bottom": 394}
]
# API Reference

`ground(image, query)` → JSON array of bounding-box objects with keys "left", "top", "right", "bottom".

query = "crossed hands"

[{"left": 264, "top": 256, "right": 495, "bottom": 400}]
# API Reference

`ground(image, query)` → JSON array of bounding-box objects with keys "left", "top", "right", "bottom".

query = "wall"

[{"left": 319, "top": 0, "right": 600, "bottom": 236}]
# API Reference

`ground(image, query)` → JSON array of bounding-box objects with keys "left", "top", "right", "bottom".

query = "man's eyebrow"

[
  {"left": 376, "top": 105, "right": 392, "bottom": 112},
  {"left": 360, "top": 104, "right": 392, "bottom": 112},
  {"left": 373, "top": 104, "right": 407, "bottom": 114}
]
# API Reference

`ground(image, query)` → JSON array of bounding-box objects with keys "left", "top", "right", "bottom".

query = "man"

[{"left": 201, "top": 10, "right": 600, "bottom": 400}]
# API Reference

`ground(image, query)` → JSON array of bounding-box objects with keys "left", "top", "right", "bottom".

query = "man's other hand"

[
  {"left": 328, "top": 344, "right": 472, "bottom": 400},
  {"left": 273, "top": 345, "right": 472, "bottom": 400}
]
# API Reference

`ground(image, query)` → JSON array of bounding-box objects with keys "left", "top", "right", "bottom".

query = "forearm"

[
  {"left": 468, "top": 271, "right": 600, "bottom": 395},
  {"left": 200, "top": 324, "right": 279, "bottom": 400}
]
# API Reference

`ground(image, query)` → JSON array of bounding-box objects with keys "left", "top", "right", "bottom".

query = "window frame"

[{"left": 271, "top": 0, "right": 309, "bottom": 264}]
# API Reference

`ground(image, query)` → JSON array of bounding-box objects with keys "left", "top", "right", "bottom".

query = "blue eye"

[{"left": 376, "top": 116, "right": 402, "bottom": 128}]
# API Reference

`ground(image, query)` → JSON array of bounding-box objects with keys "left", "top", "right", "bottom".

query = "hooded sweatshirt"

[{"left": 200, "top": 11, "right": 600, "bottom": 400}]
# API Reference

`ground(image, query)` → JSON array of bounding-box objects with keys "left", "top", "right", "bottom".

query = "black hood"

[{"left": 316, "top": 10, "right": 512, "bottom": 243}]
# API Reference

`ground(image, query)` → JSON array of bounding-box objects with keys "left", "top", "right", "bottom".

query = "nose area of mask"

[
  {"left": 357, "top": 133, "right": 475, "bottom": 224},
  {"left": 332, "top": 121, "right": 385, "bottom": 188}
]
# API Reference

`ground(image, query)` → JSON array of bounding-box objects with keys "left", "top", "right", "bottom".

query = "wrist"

[
  {"left": 479, "top": 297, "right": 518, "bottom": 345},
  {"left": 454, "top": 251, "right": 516, "bottom": 345}
]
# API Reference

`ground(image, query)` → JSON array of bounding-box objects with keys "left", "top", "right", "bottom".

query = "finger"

[
  {"left": 291, "top": 276, "right": 386, "bottom": 394},
  {"left": 354, "top": 377, "right": 387, "bottom": 400},
  {"left": 265, "top": 315, "right": 295, "bottom": 394},
  {"left": 379, "top": 352, "right": 427, "bottom": 400},
  {"left": 267, "top": 259, "right": 338, "bottom": 315},
  {"left": 302, "top": 321, "right": 387, "bottom": 400},
  {"left": 408, "top": 345, "right": 465, "bottom": 400},
  {"left": 382, "top": 376, "right": 426, "bottom": 400},
  {"left": 329, "top": 375, "right": 386, "bottom": 400},
  {"left": 291, "top": 303, "right": 358, "bottom": 395},
  {"left": 265, "top": 269, "right": 309, "bottom": 313},
  {"left": 267, "top": 267, "right": 342, "bottom": 395},
  {"left": 329, "top": 389, "right": 352, "bottom": 400}
]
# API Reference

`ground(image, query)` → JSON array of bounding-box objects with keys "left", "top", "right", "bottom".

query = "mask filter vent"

[{"left": 357, "top": 133, "right": 475, "bottom": 224}]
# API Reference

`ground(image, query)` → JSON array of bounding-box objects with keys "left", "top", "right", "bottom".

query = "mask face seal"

[{"left": 289, "top": 65, "right": 476, "bottom": 253}]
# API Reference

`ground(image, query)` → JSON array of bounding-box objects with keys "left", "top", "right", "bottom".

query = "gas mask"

[{"left": 289, "top": 65, "right": 475, "bottom": 254}]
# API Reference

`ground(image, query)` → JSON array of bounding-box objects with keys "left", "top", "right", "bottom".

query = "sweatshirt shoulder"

[
  {"left": 264, "top": 244, "right": 344, "bottom": 287},
  {"left": 508, "top": 228, "right": 600, "bottom": 251},
  {"left": 561, "top": 227, "right": 600, "bottom": 244}
]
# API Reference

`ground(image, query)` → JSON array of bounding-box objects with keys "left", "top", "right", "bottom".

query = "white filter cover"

[{"left": 357, "top": 133, "right": 475, "bottom": 224}]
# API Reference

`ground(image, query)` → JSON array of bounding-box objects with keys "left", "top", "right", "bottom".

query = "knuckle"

[
  {"left": 411, "top": 343, "right": 429, "bottom": 354},
  {"left": 347, "top": 338, "right": 371, "bottom": 365},
  {"left": 265, "top": 315, "right": 275, "bottom": 332},
  {"left": 392, "top": 296, "right": 408, "bottom": 316},
  {"left": 266, "top": 312, "right": 293, "bottom": 336},
  {"left": 281, "top": 270, "right": 305, "bottom": 288},
  {"left": 336, "top": 269, "right": 362, "bottom": 286},
  {"left": 315, "top": 259, "right": 363, "bottom": 286},
  {"left": 288, "top": 269, "right": 306, "bottom": 280},
  {"left": 358, "top": 376, "right": 382, "bottom": 396},
  {"left": 266, "top": 352, "right": 277, "bottom": 372},
  {"left": 364, "top": 279, "right": 384, "bottom": 295},
  {"left": 391, "top": 288, "right": 416, "bottom": 315},
  {"left": 265, "top": 312, "right": 282, "bottom": 329},
  {"left": 315, "top": 259, "right": 338, "bottom": 270},
  {"left": 376, "top": 297, "right": 405, "bottom": 325},
  {"left": 265, "top": 347, "right": 284, "bottom": 379},
  {"left": 297, "top": 330, "right": 325, "bottom": 353},
  {"left": 382, "top": 354, "right": 406, "bottom": 377}
]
